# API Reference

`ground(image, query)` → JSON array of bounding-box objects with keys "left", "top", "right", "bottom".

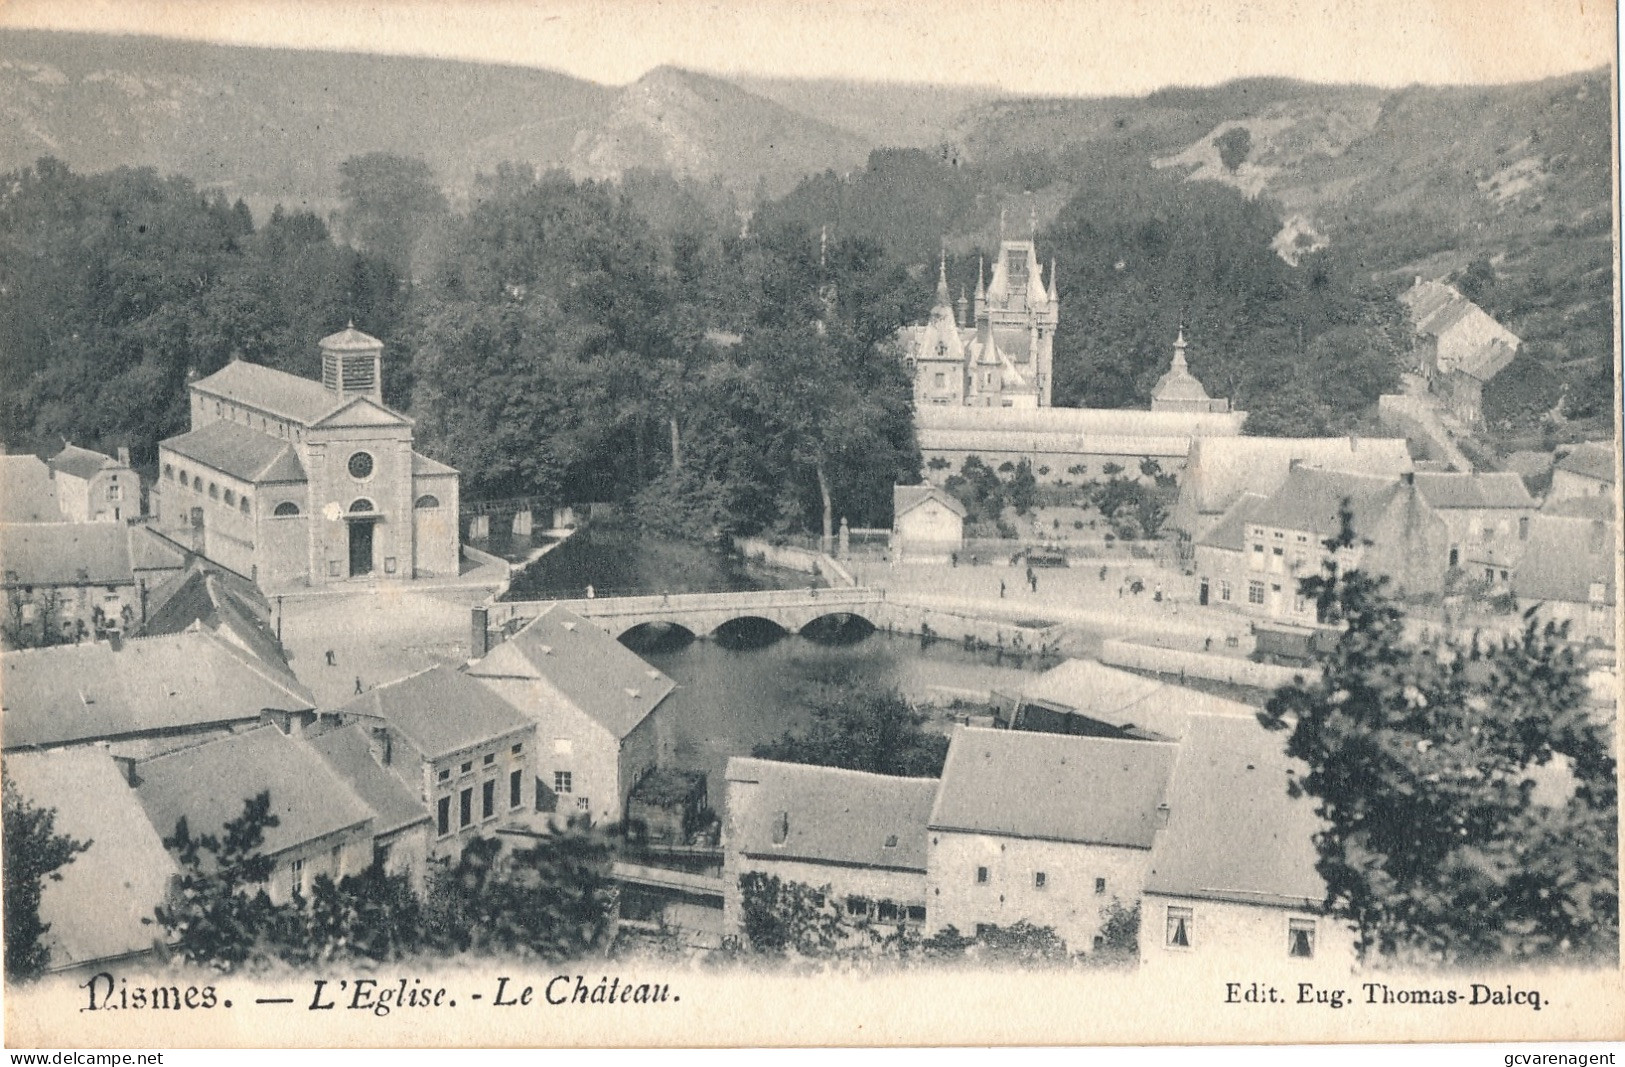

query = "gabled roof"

[
  {"left": 726, "top": 757, "right": 937, "bottom": 872},
  {"left": 138, "top": 560, "right": 295, "bottom": 689},
  {"left": 319, "top": 325, "right": 384, "bottom": 352},
  {"left": 1020, "top": 659, "right": 1255, "bottom": 742},
  {"left": 1401, "top": 279, "right": 1521, "bottom": 382},
  {"left": 162, "top": 419, "right": 306, "bottom": 484},
  {"left": 1413, "top": 471, "right": 1535, "bottom": 510},
  {"left": 412, "top": 452, "right": 458, "bottom": 477},
  {"left": 191, "top": 360, "right": 342, "bottom": 426},
  {"left": 133, "top": 726, "right": 374, "bottom": 864},
  {"left": 1195, "top": 492, "right": 1268, "bottom": 551},
  {"left": 49, "top": 443, "right": 122, "bottom": 481},
  {"left": 1175, "top": 436, "right": 1413, "bottom": 529},
  {"left": 1145, "top": 713, "right": 1326, "bottom": 908},
  {"left": 1, "top": 522, "right": 133, "bottom": 585},
  {"left": 1555, "top": 442, "right": 1616, "bottom": 485},
  {"left": 466, "top": 605, "right": 675, "bottom": 740},
  {"left": 307, "top": 724, "right": 430, "bottom": 836},
  {"left": 128, "top": 527, "right": 192, "bottom": 574},
  {"left": 1247, "top": 467, "right": 1404, "bottom": 537},
  {"left": 306, "top": 395, "right": 412, "bottom": 430},
  {"left": 1514, "top": 514, "right": 1616, "bottom": 605},
  {"left": 4, "top": 747, "right": 179, "bottom": 970},
  {"left": 2, "top": 630, "right": 315, "bottom": 751},
  {"left": 336, "top": 663, "right": 530, "bottom": 760},
  {"left": 0, "top": 454, "right": 60, "bottom": 522},
  {"left": 894, "top": 483, "right": 966, "bottom": 521},
  {"left": 929, "top": 726, "right": 1176, "bottom": 848}
]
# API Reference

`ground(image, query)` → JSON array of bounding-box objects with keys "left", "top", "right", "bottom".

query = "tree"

[
  {"left": 424, "top": 820, "right": 619, "bottom": 961},
  {"left": 754, "top": 684, "right": 949, "bottom": 778},
  {"left": 155, "top": 791, "right": 283, "bottom": 971},
  {"left": 1215, "top": 127, "right": 1253, "bottom": 172},
  {"left": 1261, "top": 506, "right": 1618, "bottom": 964},
  {"left": 736, "top": 872, "right": 846, "bottom": 957},
  {"left": 337, "top": 153, "right": 449, "bottom": 278},
  {"left": 2, "top": 777, "right": 91, "bottom": 980}
]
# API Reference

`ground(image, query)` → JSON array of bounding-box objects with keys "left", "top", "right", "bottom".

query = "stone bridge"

[{"left": 483, "top": 587, "right": 889, "bottom": 642}]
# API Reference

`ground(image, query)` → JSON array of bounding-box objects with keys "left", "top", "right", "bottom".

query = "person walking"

[
  {"left": 354, "top": 675, "right": 364, "bottom": 696},
  {"left": 1029, "top": 572, "right": 1038, "bottom": 594},
  {"left": 325, "top": 649, "right": 336, "bottom": 667},
  {"left": 999, "top": 579, "right": 1006, "bottom": 598}
]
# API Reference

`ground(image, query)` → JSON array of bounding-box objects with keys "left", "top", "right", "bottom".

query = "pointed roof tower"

[
  {"left": 1151, "top": 327, "right": 1220, "bottom": 412},
  {"left": 935, "top": 248, "right": 951, "bottom": 308}
]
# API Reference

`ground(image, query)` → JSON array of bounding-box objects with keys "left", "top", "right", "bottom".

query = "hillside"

[{"left": 732, "top": 75, "right": 998, "bottom": 149}]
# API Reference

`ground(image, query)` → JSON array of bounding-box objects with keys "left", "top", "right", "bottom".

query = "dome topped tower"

[{"left": 1151, "top": 329, "right": 1229, "bottom": 414}]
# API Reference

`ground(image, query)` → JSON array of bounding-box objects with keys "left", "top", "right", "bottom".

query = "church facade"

[
  {"left": 904, "top": 236, "right": 1058, "bottom": 409},
  {"left": 155, "top": 327, "right": 461, "bottom": 590}
]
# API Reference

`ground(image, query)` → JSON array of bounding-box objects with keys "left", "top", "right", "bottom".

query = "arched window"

[
  {"left": 347, "top": 451, "right": 374, "bottom": 480},
  {"left": 208, "top": 483, "right": 219, "bottom": 500},
  {"left": 223, "top": 489, "right": 236, "bottom": 506},
  {"left": 414, "top": 494, "right": 441, "bottom": 509},
  {"left": 192, "top": 476, "right": 202, "bottom": 492},
  {"left": 273, "top": 501, "right": 300, "bottom": 517},
  {"left": 350, "top": 498, "right": 376, "bottom": 513},
  {"left": 240, "top": 497, "right": 251, "bottom": 515},
  {"left": 162, "top": 463, "right": 174, "bottom": 480}
]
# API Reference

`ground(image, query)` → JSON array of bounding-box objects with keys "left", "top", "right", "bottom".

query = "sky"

[{"left": 0, "top": 0, "right": 1616, "bottom": 94}]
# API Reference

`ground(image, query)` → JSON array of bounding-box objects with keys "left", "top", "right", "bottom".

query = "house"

[
  {"left": 133, "top": 725, "right": 376, "bottom": 906},
  {"left": 1400, "top": 278, "right": 1520, "bottom": 426},
  {"left": 3, "top": 746, "right": 179, "bottom": 976},
  {"left": 892, "top": 484, "right": 965, "bottom": 563},
  {"left": 465, "top": 605, "right": 675, "bottom": 826},
  {"left": 1, "top": 628, "right": 316, "bottom": 758},
  {"left": 926, "top": 726, "right": 1177, "bottom": 953},
  {"left": 1194, "top": 467, "right": 1450, "bottom": 623},
  {"left": 1014, "top": 658, "right": 1256, "bottom": 742},
  {"left": 49, "top": 444, "right": 138, "bottom": 523},
  {"left": 135, "top": 555, "right": 289, "bottom": 676},
  {"left": 722, "top": 757, "right": 937, "bottom": 939},
  {"left": 1411, "top": 471, "right": 1537, "bottom": 576},
  {"left": 1141, "top": 714, "right": 1356, "bottom": 971},
  {"left": 1549, "top": 442, "right": 1615, "bottom": 503},
  {"left": 1, "top": 524, "right": 188, "bottom": 645},
  {"left": 306, "top": 724, "right": 433, "bottom": 891},
  {"left": 154, "top": 326, "right": 460, "bottom": 589},
  {"left": 330, "top": 663, "right": 539, "bottom": 862},
  {"left": 1512, "top": 514, "right": 1616, "bottom": 646},
  {"left": 1172, "top": 435, "right": 1414, "bottom": 539},
  {"left": 0, "top": 453, "right": 61, "bottom": 522}
]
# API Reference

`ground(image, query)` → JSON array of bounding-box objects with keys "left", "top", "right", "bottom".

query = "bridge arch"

[
  {"left": 618, "top": 620, "right": 698, "bottom": 653},
  {"left": 799, "top": 612, "right": 878, "bottom": 645},
  {"left": 712, "top": 615, "right": 791, "bottom": 649}
]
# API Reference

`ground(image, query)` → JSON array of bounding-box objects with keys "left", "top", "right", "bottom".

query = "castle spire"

[
  {"left": 1172, "top": 326, "right": 1189, "bottom": 369},
  {"left": 1029, "top": 205, "right": 1037, "bottom": 238},
  {"left": 1049, "top": 258, "right": 1058, "bottom": 303},
  {"left": 976, "top": 257, "right": 986, "bottom": 299},
  {"left": 956, "top": 286, "right": 969, "bottom": 328},
  {"left": 935, "top": 247, "right": 950, "bottom": 307}
]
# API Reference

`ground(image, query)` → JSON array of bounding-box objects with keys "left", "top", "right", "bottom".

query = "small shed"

[{"left": 892, "top": 484, "right": 966, "bottom": 564}]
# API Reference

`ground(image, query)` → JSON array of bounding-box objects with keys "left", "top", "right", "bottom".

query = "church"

[{"left": 156, "top": 326, "right": 461, "bottom": 590}]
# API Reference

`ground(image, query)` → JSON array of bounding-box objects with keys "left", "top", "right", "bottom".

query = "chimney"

[
  {"left": 1402, "top": 471, "right": 1415, "bottom": 486},
  {"left": 1155, "top": 803, "right": 1171, "bottom": 829},
  {"left": 470, "top": 606, "right": 490, "bottom": 658},
  {"left": 106, "top": 631, "right": 122, "bottom": 652},
  {"left": 116, "top": 446, "right": 131, "bottom": 468},
  {"left": 369, "top": 725, "right": 393, "bottom": 767},
  {"left": 1289, "top": 458, "right": 1304, "bottom": 471}
]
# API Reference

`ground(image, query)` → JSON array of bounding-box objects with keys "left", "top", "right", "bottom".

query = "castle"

[
  {"left": 905, "top": 231, "right": 1245, "bottom": 484},
  {"left": 156, "top": 327, "right": 461, "bottom": 589}
]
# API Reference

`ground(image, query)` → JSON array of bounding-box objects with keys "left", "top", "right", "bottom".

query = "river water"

[{"left": 497, "top": 523, "right": 1055, "bottom": 806}]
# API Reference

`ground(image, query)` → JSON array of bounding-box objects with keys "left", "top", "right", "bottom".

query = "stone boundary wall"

[{"left": 1099, "top": 638, "right": 1317, "bottom": 690}]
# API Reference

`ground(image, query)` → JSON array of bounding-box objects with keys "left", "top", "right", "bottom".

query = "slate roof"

[
  {"left": 128, "top": 527, "right": 191, "bottom": 574},
  {"left": 1, "top": 523, "right": 133, "bottom": 585},
  {"left": 3, "top": 747, "right": 179, "bottom": 970},
  {"left": 917, "top": 403, "right": 1243, "bottom": 439},
  {"left": 726, "top": 757, "right": 937, "bottom": 872},
  {"left": 1019, "top": 659, "right": 1255, "bottom": 742},
  {"left": 467, "top": 605, "right": 675, "bottom": 740},
  {"left": 138, "top": 560, "right": 295, "bottom": 688},
  {"left": 1247, "top": 467, "right": 1403, "bottom": 537},
  {"left": 1195, "top": 492, "right": 1268, "bottom": 551},
  {"left": 191, "top": 360, "right": 342, "bottom": 426},
  {"left": 1514, "top": 514, "right": 1616, "bottom": 605},
  {"left": 307, "top": 724, "right": 430, "bottom": 836},
  {"left": 929, "top": 726, "right": 1176, "bottom": 848},
  {"left": 894, "top": 483, "right": 966, "bottom": 521},
  {"left": 319, "top": 325, "right": 384, "bottom": 352},
  {"left": 2, "top": 630, "right": 315, "bottom": 751},
  {"left": 1401, "top": 279, "right": 1520, "bottom": 382},
  {"left": 1174, "top": 435, "right": 1413, "bottom": 532},
  {"left": 1412, "top": 471, "right": 1534, "bottom": 510},
  {"left": 1555, "top": 442, "right": 1616, "bottom": 485},
  {"left": 134, "top": 726, "right": 374, "bottom": 863},
  {"left": 48, "top": 444, "right": 121, "bottom": 481},
  {"left": 1146, "top": 714, "right": 1325, "bottom": 908},
  {"left": 0, "top": 454, "right": 61, "bottom": 522},
  {"left": 162, "top": 420, "right": 306, "bottom": 484},
  {"left": 336, "top": 663, "right": 531, "bottom": 760}
]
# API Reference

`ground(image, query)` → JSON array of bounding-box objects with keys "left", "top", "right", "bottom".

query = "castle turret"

[
  {"left": 319, "top": 323, "right": 384, "bottom": 403},
  {"left": 1151, "top": 328, "right": 1228, "bottom": 414}
]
